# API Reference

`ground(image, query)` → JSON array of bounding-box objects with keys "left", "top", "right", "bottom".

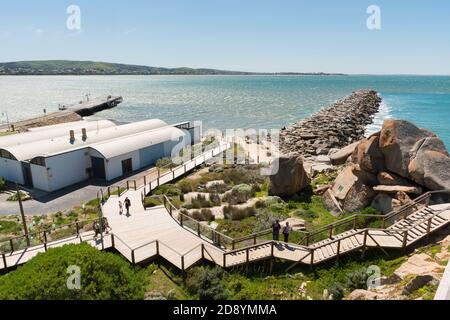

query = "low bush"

[
  {"left": 156, "top": 157, "right": 177, "bottom": 169},
  {"left": 0, "top": 243, "right": 146, "bottom": 300},
  {"left": 223, "top": 205, "right": 256, "bottom": 221},
  {"left": 152, "top": 184, "right": 181, "bottom": 197},
  {"left": 177, "top": 180, "right": 193, "bottom": 194},
  {"left": 185, "top": 266, "right": 228, "bottom": 300},
  {"left": 223, "top": 184, "right": 255, "bottom": 205},
  {"left": 327, "top": 283, "right": 345, "bottom": 300},
  {"left": 253, "top": 208, "right": 289, "bottom": 232},
  {"left": 191, "top": 209, "right": 215, "bottom": 222},
  {"left": 191, "top": 194, "right": 212, "bottom": 209},
  {"left": 209, "top": 193, "right": 222, "bottom": 207},
  {"left": 144, "top": 197, "right": 163, "bottom": 208}
]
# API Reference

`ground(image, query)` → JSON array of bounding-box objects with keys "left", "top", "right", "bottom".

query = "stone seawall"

[{"left": 280, "top": 89, "right": 381, "bottom": 158}]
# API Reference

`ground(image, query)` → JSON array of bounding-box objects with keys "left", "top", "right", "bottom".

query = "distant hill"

[{"left": 0, "top": 60, "right": 345, "bottom": 76}]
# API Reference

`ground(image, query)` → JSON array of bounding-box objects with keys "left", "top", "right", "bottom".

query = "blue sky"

[{"left": 0, "top": 0, "right": 449, "bottom": 74}]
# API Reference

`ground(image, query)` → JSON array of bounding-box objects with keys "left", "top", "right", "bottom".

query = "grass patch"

[{"left": 144, "top": 264, "right": 191, "bottom": 300}]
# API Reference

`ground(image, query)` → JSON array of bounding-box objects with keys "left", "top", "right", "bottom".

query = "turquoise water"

[{"left": 0, "top": 75, "right": 449, "bottom": 148}]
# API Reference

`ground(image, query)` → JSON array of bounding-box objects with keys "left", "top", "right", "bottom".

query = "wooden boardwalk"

[{"left": 1, "top": 141, "right": 449, "bottom": 272}]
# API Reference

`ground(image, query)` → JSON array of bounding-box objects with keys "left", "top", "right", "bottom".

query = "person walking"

[
  {"left": 124, "top": 197, "right": 131, "bottom": 216},
  {"left": 272, "top": 220, "right": 281, "bottom": 241},
  {"left": 282, "top": 222, "right": 291, "bottom": 243},
  {"left": 118, "top": 200, "right": 123, "bottom": 215},
  {"left": 102, "top": 217, "right": 112, "bottom": 234},
  {"left": 93, "top": 220, "right": 100, "bottom": 240}
]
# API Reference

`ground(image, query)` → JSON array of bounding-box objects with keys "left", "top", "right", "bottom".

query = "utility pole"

[
  {"left": 16, "top": 184, "right": 30, "bottom": 246},
  {"left": 98, "top": 199, "right": 105, "bottom": 251}
]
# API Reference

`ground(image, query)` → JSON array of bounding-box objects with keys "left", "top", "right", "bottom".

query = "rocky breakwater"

[
  {"left": 323, "top": 119, "right": 450, "bottom": 216},
  {"left": 280, "top": 89, "right": 381, "bottom": 158}
]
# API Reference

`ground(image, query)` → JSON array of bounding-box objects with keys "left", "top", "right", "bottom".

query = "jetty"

[{"left": 7, "top": 96, "right": 123, "bottom": 132}]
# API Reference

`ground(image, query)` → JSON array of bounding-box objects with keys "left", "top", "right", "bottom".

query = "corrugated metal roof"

[
  {"left": 0, "top": 120, "right": 117, "bottom": 148},
  {"left": 0, "top": 119, "right": 170, "bottom": 161},
  {"left": 90, "top": 126, "right": 185, "bottom": 159}
]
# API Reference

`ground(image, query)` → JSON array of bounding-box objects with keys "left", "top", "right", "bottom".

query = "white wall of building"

[
  {"left": 45, "top": 149, "right": 91, "bottom": 192},
  {"left": 0, "top": 158, "right": 24, "bottom": 185},
  {"left": 105, "top": 151, "right": 140, "bottom": 181},
  {"left": 30, "top": 164, "right": 50, "bottom": 192}
]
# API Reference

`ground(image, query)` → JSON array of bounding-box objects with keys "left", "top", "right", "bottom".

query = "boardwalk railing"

[
  {"left": 111, "top": 232, "right": 223, "bottom": 271},
  {"left": 1, "top": 219, "right": 99, "bottom": 270},
  {"left": 162, "top": 195, "right": 235, "bottom": 249},
  {"left": 0, "top": 219, "right": 97, "bottom": 255},
  {"left": 295, "top": 190, "right": 450, "bottom": 246},
  {"left": 100, "top": 141, "right": 231, "bottom": 201}
]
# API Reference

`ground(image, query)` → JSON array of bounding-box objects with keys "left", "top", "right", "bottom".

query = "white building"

[{"left": 0, "top": 119, "right": 201, "bottom": 192}]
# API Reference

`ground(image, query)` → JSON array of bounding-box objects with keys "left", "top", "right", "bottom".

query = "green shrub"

[
  {"left": 0, "top": 219, "right": 22, "bottom": 235},
  {"left": 191, "top": 209, "right": 215, "bottom": 222},
  {"left": 253, "top": 208, "right": 289, "bottom": 232},
  {"left": 209, "top": 193, "right": 222, "bottom": 207},
  {"left": 327, "top": 283, "right": 345, "bottom": 300},
  {"left": 346, "top": 269, "right": 369, "bottom": 291},
  {"left": 224, "top": 184, "right": 255, "bottom": 205},
  {"left": 156, "top": 157, "right": 177, "bottom": 169},
  {"left": 144, "top": 197, "right": 163, "bottom": 208},
  {"left": 0, "top": 243, "right": 146, "bottom": 300},
  {"left": 186, "top": 266, "right": 228, "bottom": 300},
  {"left": 153, "top": 184, "right": 181, "bottom": 197},
  {"left": 223, "top": 205, "right": 256, "bottom": 221},
  {"left": 177, "top": 180, "right": 193, "bottom": 194},
  {"left": 191, "top": 194, "right": 212, "bottom": 209}
]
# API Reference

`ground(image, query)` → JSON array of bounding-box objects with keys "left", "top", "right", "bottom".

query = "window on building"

[
  {"left": 31, "top": 157, "right": 46, "bottom": 167},
  {"left": 0, "top": 149, "right": 16, "bottom": 160}
]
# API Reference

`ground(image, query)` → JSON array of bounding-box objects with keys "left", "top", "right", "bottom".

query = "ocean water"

[{"left": 0, "top": 75, "right": 449, "bottom": 148}]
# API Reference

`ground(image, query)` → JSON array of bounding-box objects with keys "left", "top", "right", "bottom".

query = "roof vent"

[
  {"left": 82, "top": 128, "right": 87, "bottom": 141},
  {"left": 70, "top": 130, "right": 75, "bottom": 143}
]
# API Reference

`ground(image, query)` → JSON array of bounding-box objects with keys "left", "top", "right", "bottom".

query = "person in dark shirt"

[{"left": 272, "top": 220, "right": 281, "bottom": 241}]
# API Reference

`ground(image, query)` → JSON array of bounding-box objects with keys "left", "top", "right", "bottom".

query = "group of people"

[
  {"left": 93, "top": 197, "right": 132, "bottom": 240},
  {"left": 272, "top": 220, "right": 292, "bottom": 243},
  {"left": 118, "top": 197, "right": 132, "bottom": 216},
  {"left": 93, "top": 217, "right": 112, "bottom": 240}
]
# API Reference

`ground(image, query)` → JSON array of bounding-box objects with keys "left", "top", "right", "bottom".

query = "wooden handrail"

[{"left": 0, "top": 218, "right": 97, "bottom": 249}]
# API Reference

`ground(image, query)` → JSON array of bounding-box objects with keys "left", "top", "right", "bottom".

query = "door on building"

[
  {"left": 91, "top": 157, "right": 106, "bottom": 179},
  {"left": 21, "top": 162, "right": 34, "bottom": 188},
  {"left": 122, "top": 158, "right": 133, "bottom": 176}
]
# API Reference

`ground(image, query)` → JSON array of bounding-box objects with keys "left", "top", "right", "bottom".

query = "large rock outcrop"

[
  {"left": 379, "top": 119, "right": 435, "bottom": 178},
  {"left": 269, "top": 154, "right": 310, "bottom": 197},
  {"left": 408, "top": 137, "right": 450, "bottom": 190},
  {"left": 352, "top": 134, "right": 385, "bottom": 173},
  {"left": 321, "top": 119, "right": 449, "bottom": 214},
  {"left": 326, "top": 164, "right": 376, "bottom": 213}
]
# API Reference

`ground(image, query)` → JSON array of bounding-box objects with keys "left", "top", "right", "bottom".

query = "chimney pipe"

[
  {"left": 82, "top": 128, "right": 87, "bottom": 141},
  {"left": 70, "top": 130, "right": 75, "bottom": 143}
]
